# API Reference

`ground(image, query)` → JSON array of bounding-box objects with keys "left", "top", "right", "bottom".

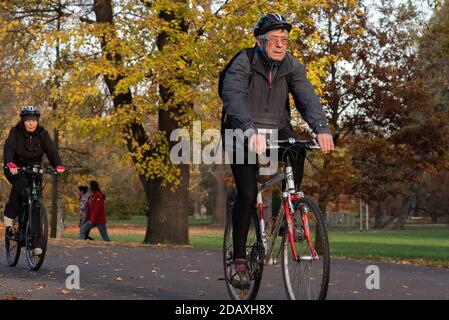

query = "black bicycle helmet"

[
  {"left": 253, "top": 13, "right": 292, "bottom": 37},
  {"left": 20, "top": 105, "right": 41, "bottom": 118}
]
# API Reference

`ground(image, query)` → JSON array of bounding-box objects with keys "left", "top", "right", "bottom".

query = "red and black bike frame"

[{"left": 256, "top": 160, "right": 317, "bottom": 263}]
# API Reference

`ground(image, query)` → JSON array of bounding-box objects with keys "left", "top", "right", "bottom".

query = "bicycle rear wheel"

[
  {"left": 25, "top": 202, "right": 48, "bottom": 271},
  {"left": 281, "top": 196, "right": 330, "bottom": 300},
  {"left": 223, "top": 210, "right": 264, "bottom": 300},
  {"left": 5, "top": 221, "right": 21, "bottom": 267}
]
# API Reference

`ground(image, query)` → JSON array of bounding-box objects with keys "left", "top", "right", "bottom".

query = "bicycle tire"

[
  {"left": 25, "top": 202, "right": 48, "bottom": 271},
  {"left": 281, "top": 196, "right": 330, "bottom": 300},
  {"left": 5, "top": 224, "right": 21, "bottom": 267},
  {"left": 223, "top": 209, "right": 264, "bottom": 300}
]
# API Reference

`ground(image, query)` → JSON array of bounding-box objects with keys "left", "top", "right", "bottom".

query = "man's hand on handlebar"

[
  {"left": 249, "top": 133, "right": 267, "bottom": 155},
  {"left": 317, "top": 133, "right": 335, "bottom": 154}
]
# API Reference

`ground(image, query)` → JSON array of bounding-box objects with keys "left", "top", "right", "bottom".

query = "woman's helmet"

[
  {"left": 253, "top": 13, "right": 292, "bottom": 37},
  {"left": 20, "top": 105, "right": 41, "bottom": 119}
]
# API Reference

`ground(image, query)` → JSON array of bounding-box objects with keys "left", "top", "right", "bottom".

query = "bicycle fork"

[
  {"left": 283, "top": 193, "right": 318, "bottom": 261},
  {"left": 284, "top": 160, "right": 318, "bottom": 262}
]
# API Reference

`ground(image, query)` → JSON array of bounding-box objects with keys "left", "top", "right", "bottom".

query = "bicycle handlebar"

[
  {"left": 18, "top": 165, "right": 60, "bottom": 175},
  {"left": 267, "top": 138, "right": 320, "bottom": 150},
  {"left": 267, "top": 131, "right": 340, "bottom": 150}
]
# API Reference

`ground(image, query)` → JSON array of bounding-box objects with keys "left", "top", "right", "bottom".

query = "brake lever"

[{"left": 266, "top": 138, "right": 279, "bottom": 149}]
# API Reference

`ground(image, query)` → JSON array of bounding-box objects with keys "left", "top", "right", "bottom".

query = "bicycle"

[
  {"left": 223, "top": 136, "right": 331, "bottom": 300},
  {"left": 4, "top": 165, "right": 57, "bottom": 271}
]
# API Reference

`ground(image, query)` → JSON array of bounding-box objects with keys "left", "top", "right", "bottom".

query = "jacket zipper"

[
  {"left": 269, "top": 69, "right": 272, "bottom": 88},
  {"left": 267, "top": 64, "right": 277, "bottom": 104}
]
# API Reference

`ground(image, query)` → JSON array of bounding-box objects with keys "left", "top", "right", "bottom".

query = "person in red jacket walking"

[{"left": 80, "top": 180, "right": 110, "bottom": 241}]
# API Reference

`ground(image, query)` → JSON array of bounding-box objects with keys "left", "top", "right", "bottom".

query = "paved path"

[{"left": 1, "top": 239, "right": 448, "bottom": 300}]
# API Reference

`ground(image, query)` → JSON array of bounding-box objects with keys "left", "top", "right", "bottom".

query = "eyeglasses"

[{"left": 266, "top": 36, "right": 289, "bottom": 46}]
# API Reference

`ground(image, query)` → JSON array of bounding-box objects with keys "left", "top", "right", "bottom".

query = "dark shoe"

[
  {"left": 231, "top": 259, "right": 250, "bottom": 290},
  {"left": 87, "top": 236, "right": 94, "bottom": 241},
  {"left": 5, "top": 226, "right": 15, "bottom": 239}
]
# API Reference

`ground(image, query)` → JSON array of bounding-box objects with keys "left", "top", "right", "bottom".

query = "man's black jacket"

[{"left": 221, "top": 47, "right": 331, "bottom": 134}]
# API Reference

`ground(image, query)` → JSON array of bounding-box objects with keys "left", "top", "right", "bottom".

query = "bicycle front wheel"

[
  {"left": 5, "top": 222, "right": 21, "bottom": 267},
  {"left": 223, "top": 211, "right": 264, "bottom": 300},
  {"left": 25, "top": 202, "right": 48, "bottom": 271},
  {"left": 281, "top": 196, "right": 330, "bottom": 300}
]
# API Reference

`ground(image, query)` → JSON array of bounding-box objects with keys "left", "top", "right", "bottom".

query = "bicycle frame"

[
  {"left": 27, "top": 170, "right": 43, "bottom": 225},
  {"left": 256, "top": 158, "right": 318, "bottom": 265},
  {"left": 19, "top": 167, "right": 44, "bottom": 239},
  {"left": 5, "top": 165, "right": 57, "bottom": 270},
  {"left": 223, "top": 135, "right": 334, "bottom": 300}
]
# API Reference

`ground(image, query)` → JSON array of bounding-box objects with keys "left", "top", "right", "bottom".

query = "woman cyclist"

[{"left": 3, "top": 105, "right": 65, "bottom": 255}]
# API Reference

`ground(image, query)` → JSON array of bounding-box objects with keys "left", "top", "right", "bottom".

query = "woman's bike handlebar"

[{"left": 17, "top": 165, "right": 61, "bottom": 175}]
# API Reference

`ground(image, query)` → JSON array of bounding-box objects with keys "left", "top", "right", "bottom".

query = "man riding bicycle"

[
  {"left": 221, "top": 13, "right": 334, "bottom": 289},
  {"left": 3, "top": 106, "right": 65, "bottom": 256}
]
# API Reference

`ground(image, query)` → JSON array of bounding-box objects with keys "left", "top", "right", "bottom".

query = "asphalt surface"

[{"left": 0, "top": 239, "right": 448, "bottom": 300}]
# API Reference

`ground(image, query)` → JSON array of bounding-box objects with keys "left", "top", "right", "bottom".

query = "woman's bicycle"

[
  {"left": 5, "top": 165, "right": 56, "bottom": 271},
  {"left": 223, "top": 136, "right": 331, "bottom": 300}
]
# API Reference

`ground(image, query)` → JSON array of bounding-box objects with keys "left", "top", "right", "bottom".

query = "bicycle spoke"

[
  {"left": 25, "top": 203, "right": 48, "bottom": 271},
  {"left": 281, "top": 197, "right": 330, "bottom": 300}
]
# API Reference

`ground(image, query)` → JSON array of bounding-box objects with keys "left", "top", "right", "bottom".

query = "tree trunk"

[
  {"left": 373, "top": 201, "right": 385, "bottom": 228},
  {"left": 94, "top": 0, "right": 190, "bottom": 244},
  {"left": 318, "top": 155, "right": 332, "bottom": 224},
  {"left": 50, "top": 128, "right": 59, "bottom": 238},
  {"left": 394, "top": 196, "right": 410, "bottom": 230},
  {"left": 213, "top": 164, "right": 227, "bottom": 226},
  {"left": 431, "top": 214, "right": 438, "bottom": 224},
  {"left": 145, "top": 165, "right": 189, "bottom": 244},
  {"left": 409, "top": 194, "right": 419, "bottom": 217},
  {"left": 143, "top": 3, "right": 191, "bottom": 244},
  {"left": 56, "top": 197, "right": 64, "bottom": 239},
  {"left": 318, "top": 197, "right": 329, "bottom": 224},
  {"left": 50, "top": 2, "right": 62, "bottom": 238}
]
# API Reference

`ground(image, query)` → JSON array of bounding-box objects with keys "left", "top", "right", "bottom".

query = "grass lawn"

[
  {"left": 64, "top": 215, "right": 213, "bottom": 226},
  {"left": 328, "top": 227, "right": 449, "bottom": 267},
  {"left": 62, "top": 215, "right": 449, "bottom": 267}
]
